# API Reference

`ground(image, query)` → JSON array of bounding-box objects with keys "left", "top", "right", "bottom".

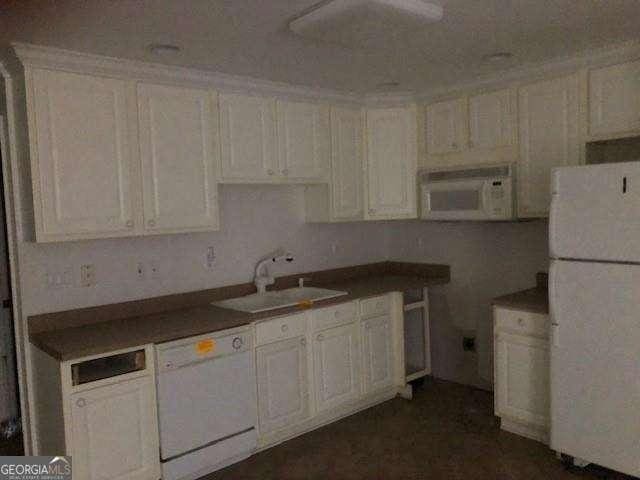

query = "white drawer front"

[
  {"left": 494, "top": 307, "right": 549, "bottom": 338},
  {"left": 360, "top": 295, "right": 390, "bottom": 318},
  {"left": 312, "top": 302, "right": 357, "bottom": 332},
  {"left": 256, "top": 313, "right": 308, "bottom": 346}
]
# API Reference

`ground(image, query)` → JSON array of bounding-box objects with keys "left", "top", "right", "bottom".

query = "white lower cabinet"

[
  {"left": 70, "top": 375, "right": 160, "bottom": 480},
  {"left": 493, "top": 306, "right": 550, "bottom": 444},
  {"left": 31, "top": 345, "right": 160, "bottom": 480},
  {"left": 313, "top": 322, "right": 361, "bottom": 412},
  {"left": 361, "top": 314, "right": 394, "bottom": 394},
  {"left": 256, "top": 336, "right": 310, "bottom": 434}
]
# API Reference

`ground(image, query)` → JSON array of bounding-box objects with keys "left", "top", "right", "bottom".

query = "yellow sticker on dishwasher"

[{"left": 196, "top": 339, "right": 215, "bottom": 355}]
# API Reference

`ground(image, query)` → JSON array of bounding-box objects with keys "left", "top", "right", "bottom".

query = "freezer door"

[
  {"left": 549, "top": 260, "right": 640, "bottom": 476},
  {"left": 549, "top": 162, "right": 640, "bottom": 262}
]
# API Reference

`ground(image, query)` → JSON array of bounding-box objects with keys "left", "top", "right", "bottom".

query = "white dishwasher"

[{"left": 155, "top": 325, "right": 256, "bottom": 480}]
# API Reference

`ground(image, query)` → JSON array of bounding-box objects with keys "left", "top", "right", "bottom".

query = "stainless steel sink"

[{"left": 213, "top": 287, "right": 348, "bottom": 313}]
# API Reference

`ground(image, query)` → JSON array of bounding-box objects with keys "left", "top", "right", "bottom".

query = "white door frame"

[{"left": 1, "top": 59, "right": 33, "bottom": 454}]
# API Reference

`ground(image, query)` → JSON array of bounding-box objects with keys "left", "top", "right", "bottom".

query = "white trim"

[
  {"left": 11, "top": 39, "right": 640, "bottom": 111},
  {"left": 415, "top": 39, "right": 640, "bottom": 103},
  {"left": 12, "top": 42, "right": 362, "bottom": 106},
  {"left": 0, "top": 57, "right": 32, "bottom": 453}
]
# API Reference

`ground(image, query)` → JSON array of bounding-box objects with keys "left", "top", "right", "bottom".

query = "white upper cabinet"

[
  {"left": 277, "top": 100, "right": 330, "bottom": 181},
  {"left": 365, "top": 105, "right": 418, "bottom": 220},
  {"left": 28, "top": 68, "right": 137, "bottom": 241},
  {"left": 330, "top": 107, "right": 364, "bottom": 220},
  {"left": 518, "top": 75, "right": 581, "bottom": 218},
  {"left": 219, "top": 93, "right": 278, "bottom": 181},
  {"left": 137, "top": 83, "right": 219, "bottom": 233},
  {"left": 469, "top": 89, "right": 515, "bottom": 149},
  {"left": 426, "top": 98, "right": 467, "bottom": 155},
  {"left": 589, "top": 60, "right": 640, "bottom": 138}
]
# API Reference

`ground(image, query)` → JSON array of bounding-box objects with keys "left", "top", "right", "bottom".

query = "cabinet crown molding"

[{"left": 11, "top": 42, "right": 364, "bottom": 106}]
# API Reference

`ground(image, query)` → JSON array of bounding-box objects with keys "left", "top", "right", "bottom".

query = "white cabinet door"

[
  {"left": 219, "top": 93, "right": 278, "bottom": 181},
  {"left": 70, "top": 376, "right": 160, "bottom": 480},
  {"left": 361, "top": 314, "right": 394, "bottom": 394},
  {"left": 137, "top": 83, "right": 219, "bottom": 233},
  {"left": 313, "top": 323, "right": 360, "bottom": 412},
  {"left": 518, "top": 75, "right": 580, "bottom": 217},
  {"left": 256, "top": 336, "right": 310, "bottom": 434},
  {"left": 277, "top": 100, "right": 330, "bottom": 180},
  {"left": 425, "top": 98, "right": 466, "bottom": 155},
  {"left": 469, "top": 89, "right": 515, "bottom": 149},
  {"left": 494, "top": 332, "right": 549, "bottom": 429},
  {"left": 365, "top": 105, "right": 417, "bottom": 219},
  {"left": 331, "top": 107, "right": 364, "bottom": 220},
  {"left": 28, "top": 69, "right": 136, "bottom": 241},
  {"left": 589, "top": 60, "right": 640, "bottom": 137}
]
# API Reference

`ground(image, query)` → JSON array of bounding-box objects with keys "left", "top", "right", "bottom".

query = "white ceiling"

[{"left": 1, "top": 0, "right": 640, "bottom": 94}]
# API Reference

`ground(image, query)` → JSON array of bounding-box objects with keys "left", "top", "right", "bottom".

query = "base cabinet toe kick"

[{"left": 31, "top": 291, "right": 421, "bottom": 479}]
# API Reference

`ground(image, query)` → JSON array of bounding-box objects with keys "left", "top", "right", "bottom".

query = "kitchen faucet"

[{"left": 254, "top": 248, "right": 294, "bottom": 294}]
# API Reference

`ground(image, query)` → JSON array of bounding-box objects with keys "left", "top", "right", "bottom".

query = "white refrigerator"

[{"left": 549, "top": 162, "right": 640, "bottom": 477}]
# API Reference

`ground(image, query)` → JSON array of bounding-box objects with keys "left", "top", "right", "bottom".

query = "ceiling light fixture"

[
  {"left": 290, "top": 0, "right": 444, "bottom": 36},
  {"left": 482, "top": 52, "right": 513, "bottom": 63},
  {"left": 147, "top": 43, "right": 181, "bottom": 56}
]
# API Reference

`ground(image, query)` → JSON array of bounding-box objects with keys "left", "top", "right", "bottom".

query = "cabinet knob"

[
  {"left": 364, "top": 322, "right": 371, "bottom": 330},
  {"left": 451, "top": 142, "right": 458, "bottom": 149},
  {"left": 334, "top": 311, "right": 340, "bottom": 318},
  {"left": 148, "top": 219, "right": 156, "bottom": 227},
  {"left": 232, "top": 337, "right": 244, "bottom": 350},
  {"left": 267, "top": 169, "right": 274, "bottom": 176},
  {"left": 301, "top": 338, "right": 307, "bottom": 346},
  {"left": 125, "top": 220, "right": 133, "bottom": 228},
  {"left": 282, "top": 169, "right": 289, "bottom": 176},
  {"left": 369, "top": 208, "right": 376, "bottom": 215},
  {"left": 468, "top": 140, "right": 474, "bottom": 148},
  {"left": 281, "top": 324, "right": 289, "bottom": 332},
  {"left": 517, "top": 318, "right": 525, "bottom": 326},
  {"left": 317, "top": 333, "right": 324, "bottom": 341},
  {"left": 76, "top": 398, "right": 86, "bottom": 408}
]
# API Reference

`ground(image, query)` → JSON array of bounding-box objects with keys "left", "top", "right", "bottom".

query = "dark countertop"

[
  {"left": 30, "top": 265, "right": 449, "bottom": 361},
  {"left": 492, "top": 287, "right": 549, "bottom": 314}
]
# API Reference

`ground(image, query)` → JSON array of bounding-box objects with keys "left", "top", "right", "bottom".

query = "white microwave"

[{"left": 420, "top": 164, "right": 516, "bottom": 221}]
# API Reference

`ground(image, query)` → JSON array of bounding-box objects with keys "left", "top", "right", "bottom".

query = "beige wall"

[
  {"left": 20, "top": 185, "right": 392, "bottom": 316},
  {"left": 388, "top": 219, "right": 549, "bottom": 388}
]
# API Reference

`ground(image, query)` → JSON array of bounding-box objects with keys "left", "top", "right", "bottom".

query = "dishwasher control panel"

[{"left": 156, "top": 327, "right": 253, "bottom": 372}]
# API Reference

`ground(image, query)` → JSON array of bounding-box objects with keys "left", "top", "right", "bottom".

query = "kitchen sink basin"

[{"left": 213, "top": 287, "right": 348, "bottom": 313}]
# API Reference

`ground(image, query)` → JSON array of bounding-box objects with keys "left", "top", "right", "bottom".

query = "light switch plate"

[{"left": 80, "top": 264, "right": 96, "bottom": 287}]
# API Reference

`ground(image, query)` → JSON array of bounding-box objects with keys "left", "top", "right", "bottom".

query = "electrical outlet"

[
  {"left": 463, "top": 336, "right": 476, "bottom": 352},
  {"left": 149, "top": 261, "right": 160, "bottom": 279},
  {"left": 330, "top": 243, "right": 338, "bottom": 254},
  {"left": 206, "top": 247, "right": 216, "bottom": 269},
  {"left": 80, "top": 264, "right": 96, "bottom": 287},
  {"left": 45, "top": 268, "right": 73, "bottom": 289},
  {"left": 136, "top": 262, "right": 145, "bottom": 280},
  {"left": 417, "top": 237, "right": 425, "bottom": 248}
]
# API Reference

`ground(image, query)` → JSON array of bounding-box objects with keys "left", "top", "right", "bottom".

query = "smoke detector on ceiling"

[{"left": 290, "top": 0, "right": 444, "bottom": 50}]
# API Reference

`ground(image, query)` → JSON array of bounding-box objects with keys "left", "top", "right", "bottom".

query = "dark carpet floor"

[{"left": 203, "top": 378, "right": 635, "bottom": 480}]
